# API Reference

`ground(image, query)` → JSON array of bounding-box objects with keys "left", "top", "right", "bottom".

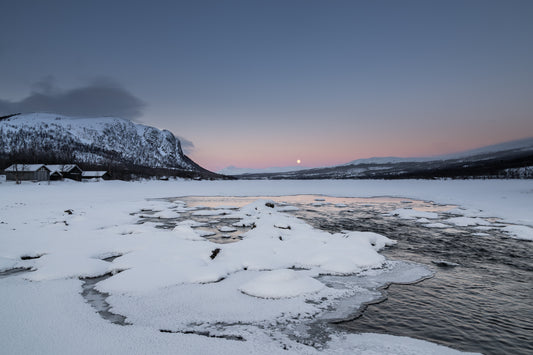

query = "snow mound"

[{"left": 239, "top": 269, "right": 324, "bottom": 298}]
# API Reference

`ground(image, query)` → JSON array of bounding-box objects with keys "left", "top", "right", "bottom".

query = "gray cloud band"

[
  {"left": 0, "top": 79, "right": 145, "bottom": 119},
  {"left": 0, "top": 79, "right": 194, "bottom": 154}
]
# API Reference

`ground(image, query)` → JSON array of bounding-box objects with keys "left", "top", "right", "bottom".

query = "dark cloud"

[
  {"left": 1, "top": 77, "right": 196, "bottom": 153},
  {"left": 176, "top": 136, "right": 194, "bottom": 155},
  {"left": 0, "top": 77, "right": 145, "bottom": 119}
]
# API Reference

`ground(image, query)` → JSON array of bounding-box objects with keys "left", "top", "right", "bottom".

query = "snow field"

[{"left": 2, "top": 179, "right": 529, "bottom": 354}]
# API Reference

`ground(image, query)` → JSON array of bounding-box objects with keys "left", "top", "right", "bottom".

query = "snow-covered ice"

[
  {"left": 218, "top": 226, "right": 238, "bottom": 232},
  {"left": 239, "top": 269, "right": 325, "bottom": 299},
  {"left": 445, "top": 217, "right": 492, "bottom": 227},
  {"left": 502, "top": 225, "right": 533, "bottom": 241},
  {"left": 2, "top": 178, "right": 529, "bottom": 354}
]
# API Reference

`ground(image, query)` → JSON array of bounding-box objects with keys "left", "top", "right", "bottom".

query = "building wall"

[
  {"left": 5, "top": 168, "right": 49, "bottom": 181},
  {"left": 65, "top": 169, "right": 82, "bottom": 181},
  {"left": 36, "top": 168, "right": 49, "bottom": 181}
]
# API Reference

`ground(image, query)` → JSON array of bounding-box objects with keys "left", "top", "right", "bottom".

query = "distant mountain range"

[
  {"left": 228, "top": 138, "right": 533, "bottom": 179},
  {"left": 0, "top": 113, "right": 222, "bottom": 179},
  {"left": 218, "top": 165, "right": 310, "bottom": 176}
]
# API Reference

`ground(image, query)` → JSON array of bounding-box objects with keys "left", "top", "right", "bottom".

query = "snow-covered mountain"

[
  {"left": 0, "top": 113, "right": 214, "bottom": 177},
  {"left": 235, "top": 137, "right": 533, "bottom": 180}
]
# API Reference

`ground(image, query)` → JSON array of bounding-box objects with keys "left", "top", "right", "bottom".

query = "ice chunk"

[
  {"left": 153, "top": 210, "right": 180, "bottom": 219},
  {"left": 388, "top": 208, "right": 438, "bottom": 219},
  {"left": 276, "top": 206, "right": 299, "bottom": 212},
  {"left": 446, "top": 217, "right": 491, "bottom": 227},
  {"left": 239, "top": 269, "right": 324, "bottom": 298},
  {"left": 196, "top": 230, "right": 216, "bottom": 237},
  {"left": 218, "top": 226, "right": 237, "bottom": 233},
  {"left": 192, "top": 209, "right": 233, "bottom": 216},
  {"left": 423, "top": 223, "right": 449, "bottom": 228},
  {"left": 502, "top": 225, "right": 533, "bottom": 241}
]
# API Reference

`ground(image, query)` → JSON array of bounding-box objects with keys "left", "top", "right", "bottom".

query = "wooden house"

[
  {"left": 45, "top": 165, "right": 83, "bottom": 181},
  {"left": 4, "top": 164, "right": 51, "bottom": 181},
  {"left": 49, "top": 171, "right": 63, "bottom": 181}
]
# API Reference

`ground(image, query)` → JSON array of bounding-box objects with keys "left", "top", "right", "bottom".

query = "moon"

[{"left": 296, "top": 159, "right": 301, "bottom": 164}]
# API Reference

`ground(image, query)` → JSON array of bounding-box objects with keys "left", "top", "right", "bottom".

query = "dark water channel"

[
  {"left": 283, "top": 196, "right": 533, "bottom": 355},
  {"left": 173, "top": 196, "right": 533, "bottom": 355}
]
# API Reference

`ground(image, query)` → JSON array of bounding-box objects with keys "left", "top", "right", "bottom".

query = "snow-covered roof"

[
  {"left": 82, "top": 171, "right": 108, "bottom": 178},
  {"left": 4, "top": 164, "right": 49, "bottom": 172},
  {"left": 45, "top": 164, "right": 80, "bottom": 173}
]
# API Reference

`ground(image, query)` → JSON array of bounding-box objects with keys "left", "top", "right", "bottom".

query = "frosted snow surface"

[
  {"left": 96, "top": 199, "right": 396, "bottom": 294},
  {"left": 2, "top": 179, "right": 525, "bottom": 354}
]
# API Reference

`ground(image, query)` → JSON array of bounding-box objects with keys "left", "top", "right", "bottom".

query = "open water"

[{"left": 175, "top": 195, "right": 533, "bottom": 355}]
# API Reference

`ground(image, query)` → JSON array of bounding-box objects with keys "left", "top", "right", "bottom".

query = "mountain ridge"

[{"left": 0, "top": 112, "right": 221, "bottom": 179}]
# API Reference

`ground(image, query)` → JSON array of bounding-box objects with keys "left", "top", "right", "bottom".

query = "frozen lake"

[{"left": 1, "top": 180, "right": 532, "bottom": 354}]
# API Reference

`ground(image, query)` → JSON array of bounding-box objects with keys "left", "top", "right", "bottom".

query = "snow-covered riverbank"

[{"left": 1, "top": 179, "right": 530, "bottom": 354}]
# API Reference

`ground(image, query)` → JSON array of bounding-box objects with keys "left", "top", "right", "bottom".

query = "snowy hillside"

[
  {"left": 237, "top": 137, "right": 533, "bottom": 180},
  {"left": 0, "top": 113, "right": 211, "bottom": 176}
]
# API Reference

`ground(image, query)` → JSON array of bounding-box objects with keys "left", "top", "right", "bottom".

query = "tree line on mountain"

[{"left": 0, "top": 122, "right": 230, "bottom": 180}]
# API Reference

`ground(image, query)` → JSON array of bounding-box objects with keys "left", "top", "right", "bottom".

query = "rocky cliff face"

[{"left": 0, "top": 113, "right": 207, "bottom": 175}]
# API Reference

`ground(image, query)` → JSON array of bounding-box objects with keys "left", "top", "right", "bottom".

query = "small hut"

[{"left": 81, "top": 171, "right": 111, "bottom": 181}]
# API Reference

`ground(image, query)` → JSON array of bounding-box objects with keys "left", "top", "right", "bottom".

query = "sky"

[{"left": 1, "top": 0, "right": 532, "bottom": 171}]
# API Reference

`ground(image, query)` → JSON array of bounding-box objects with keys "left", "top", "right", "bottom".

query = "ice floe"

[
  {"left": 445, "top": 217, "right": 491, "bottom": 227},
  {"left": 239, "top": 269, "right": 325, "bottom": 299},
  {"left": 387, "top": 208, "right": 439, "bottom": 219},
  {"left": 423, "top": 222, "right": 449, "bottom": 228},
  {"left": 502, "top": 225, "right": 533, "bottom": 241}
]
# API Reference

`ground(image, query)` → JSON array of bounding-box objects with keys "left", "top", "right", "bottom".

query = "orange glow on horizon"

[{"left": 189, "top": 132, "right": 533, "bottom": 172}]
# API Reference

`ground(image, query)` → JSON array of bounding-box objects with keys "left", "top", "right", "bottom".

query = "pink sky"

[{"left": 188, "top": 127, "right": 533, "bottom": 172}]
